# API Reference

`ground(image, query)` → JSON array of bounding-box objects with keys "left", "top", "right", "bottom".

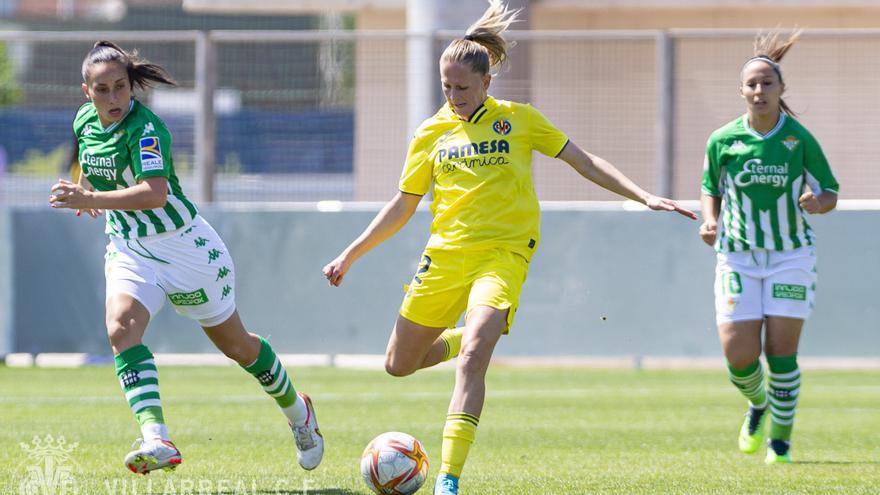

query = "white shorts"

[
  {"left": 714, "top": 247, "right": 816, "bottom": 325},
  {"left": 105, "top": 215, "right": 236, "bottom": 327}
]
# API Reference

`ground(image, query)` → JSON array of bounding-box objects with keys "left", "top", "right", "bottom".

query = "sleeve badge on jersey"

[{"left": 139, "top": 136, "right": 164, "bottom": 172}]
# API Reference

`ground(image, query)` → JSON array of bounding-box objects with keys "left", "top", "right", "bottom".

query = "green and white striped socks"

[
  {"left": 727, "top": 359, "right": 768, "bottom": 408},
  {"left": 767, "top": 354, "right": 800, "bottom": 442},
  {"left": 242, "top": 336, "right": 308, "bottom": 426},
  {"left": 115, "top": 344, "right": 169, "bottom": 441},
  {"left": 115, "top": 338, "right": 308, "bottom": 440}
]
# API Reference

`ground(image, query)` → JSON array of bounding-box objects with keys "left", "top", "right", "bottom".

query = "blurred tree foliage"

[{"left": 0, "top": 43, "right": 21, "bottom": 106}]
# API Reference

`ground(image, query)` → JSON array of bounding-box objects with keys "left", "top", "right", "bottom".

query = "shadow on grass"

[{"left": 795, "top": 460, "right": 879, "bottom": 465}]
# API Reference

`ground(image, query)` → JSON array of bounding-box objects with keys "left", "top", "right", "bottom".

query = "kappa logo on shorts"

[
  {"left": 773, "top": 284, "right": 806, "bottom": 301},
  {"left": 139, "top": 136, "right": 164, "bottom": 172},
  {"left": 168, "top": 288, "right": 209, "bottom": 306}
]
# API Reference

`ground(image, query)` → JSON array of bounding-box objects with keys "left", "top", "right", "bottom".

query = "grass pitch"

[{"left": 2, "top": 365, "right": 878, "bottom": 494}]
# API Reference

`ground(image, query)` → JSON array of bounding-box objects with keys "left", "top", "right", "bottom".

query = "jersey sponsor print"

[
  {"left": 702, "top": 114, "right": 838, "bottom": 252},
  {"left": 138, "top": 136, "right": 164, "bottom": 172},
  {"left": 399, "top": 96, "right": 568, "bottom": 260},
  {"left": 74, "top": 99, "right": 197, "bottom": 239}
]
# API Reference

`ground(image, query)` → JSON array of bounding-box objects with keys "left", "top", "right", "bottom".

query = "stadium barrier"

[{"left": 2, "top": 202, "right": 878, "bottom": 365}]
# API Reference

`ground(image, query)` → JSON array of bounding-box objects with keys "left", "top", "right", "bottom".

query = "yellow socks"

[
  {"left": 439, "top": 327, "right": 464, "bottom": 362},
  {"left": 440, "top": 412, "right": 479, "bottom": 477}
]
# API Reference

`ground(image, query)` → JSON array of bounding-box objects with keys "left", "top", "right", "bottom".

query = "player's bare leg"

[
  {"left": 418, "top": 327, "right": 465, "bottom": 370},
  {"left": 384, "top": 315, "right": 446, "bottom": 377},
  {"left": 435, "top": 306, "right": 506, "bottom": 495},
  {"left": 719, "top": 320, "right": 769, "bottom": 455},
  {"left": 204, "top": 310, "right": 323, "bottom": 470},
  {"left": 109, "top": 294, "right": 183, "bottom": 474}
]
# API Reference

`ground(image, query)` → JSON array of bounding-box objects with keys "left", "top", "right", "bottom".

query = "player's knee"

[
  {"left": 106, "top": 314, "right": 139, "bottom": 346},
  {"left": 726, "top": 352, "right": 760, "bottom": 370},
  {"left": 384, "top": 356, "right": 415, "bottom": 377},
  {"left": 457, "top": 345, "right": 491, "bottom": 376}
]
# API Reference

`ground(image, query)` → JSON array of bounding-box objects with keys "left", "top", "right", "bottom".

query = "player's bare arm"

[
  {"left": 323, "top": 191, "right": 422, "bottom": 286},
  {"left": 50, "top": 176, "right": 167, "bottom": 211},
  {"left": 699, "top": 194, "right": 722, "bottom": 246},
  {"left": 557, "top": 141, "right": 697, "bottom": 220}
]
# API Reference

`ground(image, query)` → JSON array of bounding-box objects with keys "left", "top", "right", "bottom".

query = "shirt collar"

[
  {"left": 101, "top": 98, "right": 136, "bottom": 134},
  {"left": 445, "top": 95, "right": 497, "bottom": 124},
  {"left": 743, "top": 112, "right": 786, "bottom": 140}
]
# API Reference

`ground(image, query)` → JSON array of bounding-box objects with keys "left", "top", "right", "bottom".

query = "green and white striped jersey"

[
  {"left": 74, "top": 99, "right": 197, "bottom": 239},
  {"left": 702, "top": 113, "right": 839, "bottom": 253}
]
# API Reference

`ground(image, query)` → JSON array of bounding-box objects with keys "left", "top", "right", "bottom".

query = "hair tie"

[{"left": 463, "top": 34, "right": 475, "bottom": 41}]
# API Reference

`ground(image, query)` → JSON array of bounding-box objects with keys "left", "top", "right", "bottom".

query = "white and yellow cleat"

[
  {"left": 290, "top": 392, "right": 324, "bottom": 470},
  {"left": 124, "top": 438, "right": 182, "bottom": 475}
]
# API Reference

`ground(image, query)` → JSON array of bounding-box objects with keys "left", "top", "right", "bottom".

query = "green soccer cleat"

[
  {"left": 765, "top": 439, "right": 793, "bottom": 465},
  {"left": 738, "top": 406, "right": 767, "bottom": 454}
]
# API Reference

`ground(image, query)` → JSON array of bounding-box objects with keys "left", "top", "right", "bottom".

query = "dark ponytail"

[{"left": 81, "top": 40, "right": 176, "bottom": 90}]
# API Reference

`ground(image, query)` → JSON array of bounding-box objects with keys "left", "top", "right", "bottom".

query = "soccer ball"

[{"left": 360, "top": 432, "right": 429, "bottom": 495}]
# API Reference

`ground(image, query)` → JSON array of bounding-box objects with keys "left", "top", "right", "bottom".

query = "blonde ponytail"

[{"left": 440, "top": 0, "right": 520, "bottom": 75}]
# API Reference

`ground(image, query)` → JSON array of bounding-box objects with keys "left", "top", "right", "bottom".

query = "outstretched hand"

[
  {"left": 322, "top": 254, "right": 352, "bottom": 287},
  {"left": 645, "top": 195, "right": 698, "bottom": 220}
]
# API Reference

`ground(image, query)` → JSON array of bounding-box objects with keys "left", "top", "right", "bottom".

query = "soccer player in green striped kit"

[
  {"left": 49, "top": 41, "right": 323, "bottom": 474},
  {"left": 700, "top": 30, "right": 839, "bottom": 464}
]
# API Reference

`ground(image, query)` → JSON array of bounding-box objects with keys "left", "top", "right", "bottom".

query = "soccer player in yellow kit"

[{"left": 323, "top": 2, "right": 696, "bottom": 493}]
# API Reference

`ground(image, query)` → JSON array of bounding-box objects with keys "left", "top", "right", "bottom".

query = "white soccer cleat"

[
  {"left": 124, "top": 438, "right": 182, "bottom": 475},
  {"left": 290, "top": 392, "right": 324, "bottom": 470}
]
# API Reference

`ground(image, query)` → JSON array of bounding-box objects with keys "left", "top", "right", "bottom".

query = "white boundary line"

[{"left": 4, "top": 353, "right": 879, "bottom": 370}]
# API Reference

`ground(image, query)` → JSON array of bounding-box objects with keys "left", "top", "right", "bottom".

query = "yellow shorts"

[{"left": 399, "top": 247, "right": 530, "bottom": 332}]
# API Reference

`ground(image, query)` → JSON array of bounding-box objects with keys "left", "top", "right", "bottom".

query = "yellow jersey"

[{"left": 399, "top": 96, "right": 569, "bottom": 260}]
